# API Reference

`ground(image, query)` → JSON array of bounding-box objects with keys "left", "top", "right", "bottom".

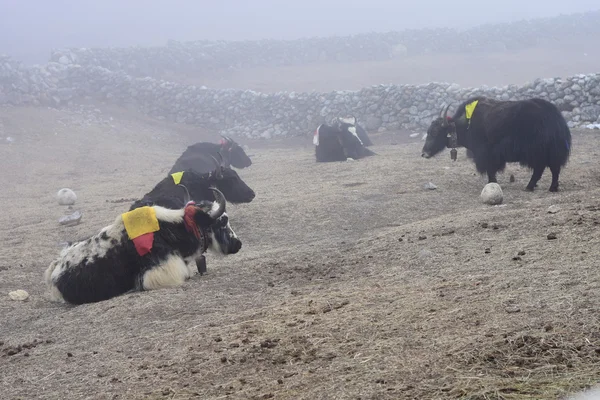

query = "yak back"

[{"left": 169, "top": 142, "right": 222, "bottom": 175}]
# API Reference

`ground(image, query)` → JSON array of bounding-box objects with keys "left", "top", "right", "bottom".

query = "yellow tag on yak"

[
  {"left": 171, "top": 171, "right": 184, "bottom": 185},
  {"left": 121, "top": 206, "right": 160, "bottom": 240},
  {"left": 465, "top": 100, "right": 478, "bottom": 120}
]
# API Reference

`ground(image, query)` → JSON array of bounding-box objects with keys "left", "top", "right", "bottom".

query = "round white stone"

[
  {"left": 481, "top": 183, "right": 503, "bottom": 205},
  {"left": 57, "top": 188, "right": 77, "bottom": 206},
  {"left": 9, "top": 289, "right": 29, "bottom": 301}
]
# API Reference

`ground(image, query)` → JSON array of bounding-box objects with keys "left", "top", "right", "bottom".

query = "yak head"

[
  {"left": 220, "top": 136, "right": 252, "bottom": 169},
  {"left": 421, "top": 104, "right": 456, "bottom": 159},
  {"left": 190, "top": 187, "right": 242, "bottom": 255}
]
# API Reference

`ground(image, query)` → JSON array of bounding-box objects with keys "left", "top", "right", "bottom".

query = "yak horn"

[
  {"left": 177, "top": 184, "right": 191, "bottom": 204},
  {"left": 443, "top": 104, "right": 451, "bottom": 119},
  {"left": 208, "top": 187, "right": 226, "bottom": 219},
  {"left": 210, "top": 155, "right": 221, "bottom": 168},
  {"left": 439, "top": 105, "right": 446, "bottom": 118}
]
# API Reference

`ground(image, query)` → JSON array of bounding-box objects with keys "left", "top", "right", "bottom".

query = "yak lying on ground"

[
  {"left": 421, "top": 96, "right": 572, "bottom": 192},
  {"left": 314, "top": 118, "right": 376, "bottom": 162},
  {"left": 132, "top": 157, "right": 255, "bottom": 210},
  {"left": 45, "top": 188, "right": 240, "bottom": 305},
  {"left": 169, "top": 136, "right": 252, "bottom": 174}
]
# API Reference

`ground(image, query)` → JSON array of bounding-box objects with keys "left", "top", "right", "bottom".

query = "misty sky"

[{"left": 1, "top": 0, "right": 599, "bottom": 63}]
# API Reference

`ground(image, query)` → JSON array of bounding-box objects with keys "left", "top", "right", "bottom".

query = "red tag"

[{"left": 132, "top": 232, "right": 154, "bottom": 256}]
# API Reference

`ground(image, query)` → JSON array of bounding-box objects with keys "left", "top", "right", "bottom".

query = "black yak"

[
  {"left": 169, "top": 136, "right": 252, "bottom": 174},
  {"left": 335, "top": 116, "right": 373, "bottom": 146},
  {"left": 314, "top": 118, "right": 376, "bottom": 162},
  {"left": 421, "top": 96, "right": 572, "bottom": 192},
  {"left": 45, "top": 188, "right": 240, "bottom": 305}
]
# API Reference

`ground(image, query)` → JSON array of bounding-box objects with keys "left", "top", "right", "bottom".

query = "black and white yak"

[
  {"left": 169, "top": 136, "right": 252, "bottom": 174},
  {"left": 314, "top": 117, "right": 377, "bottom": 162},
  {"left": 421, "top": 96, "right": 572, "bottom": 192},
  {"left": 45, "top": 188, "right": 239, "bottom": 305}
]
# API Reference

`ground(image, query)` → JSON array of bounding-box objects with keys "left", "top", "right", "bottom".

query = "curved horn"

[
  {"left": 210, "top": 155, "right": 221, "bottom": 169},
  {"left": 177, "top": 184, "right": 191, "bottom": 204},
  {"left": 443, "top": 104, "right": 451, "bottom": 119},
  {"left": 208, "top": 187, "right": 226, "bottom": 219}
]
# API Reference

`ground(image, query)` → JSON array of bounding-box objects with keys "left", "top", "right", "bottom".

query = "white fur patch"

[
  {"left": 339, "top": 117, "right": 356, "bottom": 125},
  {"left": 347, "top": 126, "right": 363, "bottom": 145},
  {"left": 313, "top": 125, "right": 322, "bottom": 146},
  {"left": 153, "top": 206, "right": 184, "bottom": 224},
  {"left": 141, "top": 253, "right": 192, "bottom": 290}
]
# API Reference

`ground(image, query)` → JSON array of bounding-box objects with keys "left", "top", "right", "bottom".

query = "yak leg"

[
  {"left": 549, "top": 164, "right": 561, "bottom": 192},
  {"left": 526, "top": 165, "right": 546, "bottom": 191}
]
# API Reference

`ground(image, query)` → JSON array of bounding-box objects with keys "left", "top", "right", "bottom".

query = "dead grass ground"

[{"left": 0, "top": 102, "right": 599, "bottom": 400}]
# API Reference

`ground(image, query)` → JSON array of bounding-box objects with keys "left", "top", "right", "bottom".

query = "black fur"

[
  {"left": 53, "top": 205, "right": 216, "bottom": 305},
  {"left": 169, "top": 138, "right": 252, "bottom": 173},
  {"left": 421, "top": 96, "right": 572, "bottom": 192},
  {"left": 315, "top": 121, "right": 377, "bottom": 162},
  {"left": 355, "top": 122, "right": 373, "bottom": 146}
]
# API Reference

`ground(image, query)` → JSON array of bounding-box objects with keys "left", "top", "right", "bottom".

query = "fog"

[{"left": 1, "top": 0, "right": 599, "bottom": 64}]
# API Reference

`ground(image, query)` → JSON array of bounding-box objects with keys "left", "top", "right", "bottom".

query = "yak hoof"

[
  {"left": 525, "top": 186, "right": 535, "bottom": 192},
  {"left": 549, "top": 186, "right": 559, "bottom": 192}
]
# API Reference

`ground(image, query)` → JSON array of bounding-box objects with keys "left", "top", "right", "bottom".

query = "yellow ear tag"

[
  {"left": 465, "top": 100, "right": 479, "bottom": 120},
  {"left": 171, "top": 171, "right": 184, "bottom": 185}
]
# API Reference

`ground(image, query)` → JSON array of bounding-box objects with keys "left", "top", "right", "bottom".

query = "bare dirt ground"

[
  {"left": 0, "top": 102, "right": 599, "bottom": 400},
  {"left": 165, "top": 40, "right": 600, "bottom": 93}
]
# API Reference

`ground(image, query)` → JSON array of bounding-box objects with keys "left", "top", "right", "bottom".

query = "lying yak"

[
  {"left": 314, "top": 117, "right": 377, "bottom": 162},
  {"left": 421, "top": 96, "right": 572, "bottom": 192},
  {"left": 45, "top": 188, "right": 240, "bottom": 305},
  {"left": 132, "top": 156, "right": 255, "bottom": 210},
  {"left": 169, "top": 135, "right": 252, "bottom": 174}
]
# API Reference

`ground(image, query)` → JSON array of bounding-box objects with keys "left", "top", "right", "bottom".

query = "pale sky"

[{"left": 1, "top": 0, "right": 599, "bottom": 63}]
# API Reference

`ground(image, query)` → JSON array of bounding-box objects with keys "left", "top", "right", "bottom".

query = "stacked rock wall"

[{"left": 1, "top": 11, "right": 600, "bottom": 138}]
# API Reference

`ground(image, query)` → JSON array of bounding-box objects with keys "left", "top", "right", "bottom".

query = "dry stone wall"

[{"left": 1, "top": 11, "right": 600, "bottom": 139}]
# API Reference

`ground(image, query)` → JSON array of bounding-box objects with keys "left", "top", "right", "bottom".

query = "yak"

[
  {"left": 169, "top": 135, "right": 252, "bottom": 174},
  {"left": 132, "top": 156, "right": 255, "bottom": 210},
  {"left": 45, "top": 188, "right": 240, "bottom": 305},
  {"left": 421, "top": 96, "right": 572, "bottom": 192},
  {"left": 314, "top": 118, "right": 377, "bottom": 162}
]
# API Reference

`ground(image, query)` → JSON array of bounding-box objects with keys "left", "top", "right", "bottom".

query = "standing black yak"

[{"left": 421, "top": 96, "right": 572, "bottom": 192}]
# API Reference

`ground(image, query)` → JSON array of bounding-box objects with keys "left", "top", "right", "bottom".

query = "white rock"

[
  {"left": 424, "top": 182, "right": 437, "bottom": 190},
  {"left": 481, "top": 183, "right": 503, "bottom": 205},
  {"left": 547, "top": 205, "right": 561, "bottom": 214},
  {"left": 57, "top": 188, "right": 77, "bottom": 205},
  {"left": 9, "top": 290, "right": 29, "bottom": 301}
]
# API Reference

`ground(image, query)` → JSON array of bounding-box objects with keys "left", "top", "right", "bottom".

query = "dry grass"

[{"left": 0, "top": 102, "right": 599, "bottom": 399}]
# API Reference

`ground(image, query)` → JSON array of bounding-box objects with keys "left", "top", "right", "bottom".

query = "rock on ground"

[{"left": 481, "top": 183, "right": 503, "bottom": 205}]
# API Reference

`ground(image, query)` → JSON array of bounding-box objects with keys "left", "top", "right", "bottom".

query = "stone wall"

[
  {"left": 47, "top": 10, "right": 600, "bottom": 77},
  {"left": 2, "top": 10, "right": 600, "bottom": 139},
  {"left": 2, "top": 57, "right": 599, "bottom": 138}
]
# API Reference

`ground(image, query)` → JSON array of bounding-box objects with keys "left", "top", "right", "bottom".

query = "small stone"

[
  {"left": 509, "top": 174, "right": 515, "bottom": 182},
  {"left": 505, "top": 306, "right": 521, "bottom": 313},
  {"left": 481, "top": 183, "right": 503, "bottom": 205},
  {"left": 8, "top": 290, "right": 29, "bottom": 301},
  {"left": 547, "top": 205, "right": 561, "bottom": 214},
  {"left": 57, "top": 188, "right": 77, "bottom": 206},
  {"left": 485, "top": 248, "right": 491, "bottom": 254},
  {"left": 59, "top": 210, "right": 82, "bottom": 226},
  {"left": 424, "top": 182, "right": 437, "bottom": 190},
  {"left": 547, "top": 233, "right": 558, "bottom": 240}
]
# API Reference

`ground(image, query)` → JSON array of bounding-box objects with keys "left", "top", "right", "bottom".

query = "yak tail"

[{"left": 535, "top": 99, "right": 572, "bottom": 167}]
